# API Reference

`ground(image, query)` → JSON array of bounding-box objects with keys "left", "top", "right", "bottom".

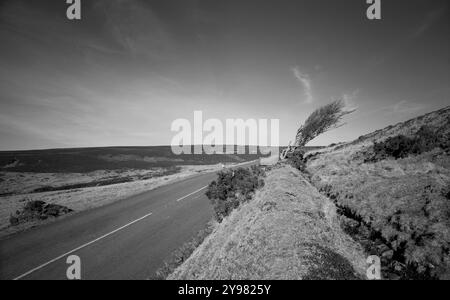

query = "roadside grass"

[
  {"left": 155, "top": 165, "right": 267, "bottom": 279},
  {"left": 169, "top": 165, "right": 366, "bottom": 280},
  {"left": 152, "top": 220, "right": 217, "bottom": 280}
]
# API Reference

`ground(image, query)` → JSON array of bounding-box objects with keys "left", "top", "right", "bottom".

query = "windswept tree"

[{"left": 293, "top": 100, "right": 355, "bottom": 147}]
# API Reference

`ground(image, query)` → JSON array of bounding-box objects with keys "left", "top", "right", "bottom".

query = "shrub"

[
  {"left": 287, "top": 150, "right": 306, "bottom": 172},
  {"left": 373, "top": 135, "right": 415, "bottom": 160},
  {"left": 371, "top": 125, "right": 448, "bottom": 161},
  {"left": 206, "top": 166, "right": 265, "bottom": 222},
  {"left": 9, "top": 200, "right": 73, "bottom": 226},
  {"left": 9, "top": 214, "right": 19, "bottom": 226}
]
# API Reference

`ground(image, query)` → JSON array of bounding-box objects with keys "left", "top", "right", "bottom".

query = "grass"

[
  {"left": 302, "top": 244, "right": 361, "bottom": 280},
  {"left": 306, "top": 106, "right": 450, "bottom": 279},
  {"left": 152, "top": 221, "right": 217, "bottom": 280},
  {"left": 29, "top": 166, "right": 180, "bottom": 194},
  {"left": 156, "top": 165, "right": 266, "bottom": 278},
  {"left": 168, "top": 165, "right": 366, "bottom": 280}
]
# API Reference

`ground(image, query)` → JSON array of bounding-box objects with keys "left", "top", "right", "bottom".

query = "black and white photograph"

[{"left": 0, "top": 0, "right": 449, "bottom": 285}]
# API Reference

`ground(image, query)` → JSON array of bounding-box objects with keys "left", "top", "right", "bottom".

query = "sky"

[{"left": 0, "top": 0, "right": 449, "bottom": 151}]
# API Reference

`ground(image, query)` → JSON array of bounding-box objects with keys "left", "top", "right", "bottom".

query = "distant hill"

[{"left": 0, "top": 146, "right": 273, "bottom": 173}]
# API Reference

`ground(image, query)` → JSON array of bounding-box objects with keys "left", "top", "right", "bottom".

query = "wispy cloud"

[{"left": 291, "top": 66, "right": 313, "bottom": 104}]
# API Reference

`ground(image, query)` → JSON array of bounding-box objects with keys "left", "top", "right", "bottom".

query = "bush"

[
  {"left": 373, "top": 135, "right": 415, "bottom": 160},
  {"left": 287, "top": 150, "right": 306, "bottom": 172},
  {"left": 9, "top": 200, "right": 73, "bottom": 226},
  {"left": 371, "top": 125, "right": 448, "bottom": 161},
  {"left": 206, "top": 166, "right": 265, "bottom": 222}
]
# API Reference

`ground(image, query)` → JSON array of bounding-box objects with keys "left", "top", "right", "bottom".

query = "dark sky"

[{"left": 0, "top": 0, "right": 449, "bottom": 150}]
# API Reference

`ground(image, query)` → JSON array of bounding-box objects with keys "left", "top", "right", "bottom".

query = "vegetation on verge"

[
  {"left": 10, "top": 200, "right": 73, "bottom": 226},
  {"left": 206, "top": 166, "right": 265, "bottom": 222},
  {"left": 302, "top": 244, "right": 361, "bottom": 280},
  {"left": 156, "top": 166, "right": 266, "bottom": 279},
  {"left": 287, "top": 150, "right": 307, "bottom": 172},
  {"left": 152, "top": 221, "right": 216, "bottom": 280},
  {"left": 169, "top": 166, "right": 366, "bottom": 280}
]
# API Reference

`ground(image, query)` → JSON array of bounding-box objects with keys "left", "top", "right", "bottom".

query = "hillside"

[
  {"left": 306, "top": 106, "right": 450, "bottom": 279},
  {"left": 169, "top": 106, "right": 449, "bottom": 280}
]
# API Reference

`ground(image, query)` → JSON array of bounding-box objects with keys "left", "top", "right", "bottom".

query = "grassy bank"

[
  {"left": 169, "top": 164, "right": 366, "bottom": 280},
  {"left": 305, "top": 106, "right": 450, "bottom": 279}
]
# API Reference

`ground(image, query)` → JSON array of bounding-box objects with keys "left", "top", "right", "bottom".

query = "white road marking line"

[
  {"left": 13, "top": 211, "right": 153, "bottom": 280},
  {"left": 13, "top": 182, "right": 218, "bottom": 280},
  {"left": 176, "top": 186, "right": 208, "bottom": 202}
]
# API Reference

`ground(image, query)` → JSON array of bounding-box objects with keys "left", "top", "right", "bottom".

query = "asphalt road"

[{"left": 0, "top": 160, "right": 258, "bottom": 280}]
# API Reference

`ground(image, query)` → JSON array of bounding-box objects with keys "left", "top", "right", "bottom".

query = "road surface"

[{"left": 0, "top": 160, "right": 258, "bottom": 280}]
